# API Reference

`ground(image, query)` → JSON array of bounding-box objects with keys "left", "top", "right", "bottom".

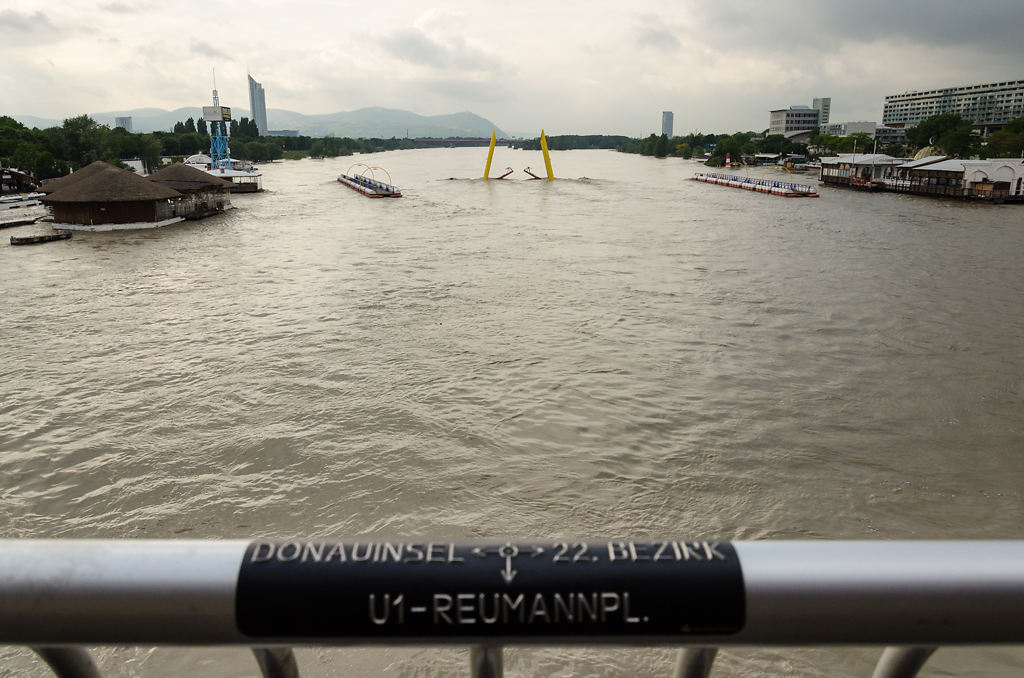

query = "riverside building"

[
  {"left": 662, "top": 111, "right": 674, "bottom": 137},
  {"left": 883, "top": 80, "right": 1024, "bottom": 133}
]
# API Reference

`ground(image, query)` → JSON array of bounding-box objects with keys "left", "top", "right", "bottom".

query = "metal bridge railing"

[{"left": 3, "top": 540, "right": 1024, "bottom": 678}]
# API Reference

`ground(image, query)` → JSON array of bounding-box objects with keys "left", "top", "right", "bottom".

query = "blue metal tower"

[{"left": 203, "top": 87, "right": 232, "bottom": 171}]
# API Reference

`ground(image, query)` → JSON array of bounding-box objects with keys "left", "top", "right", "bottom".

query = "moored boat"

[
  {"left": 692, "top": 172, "right": 819, "bottom": 197},
  {"left": 337, "top": 164, "right": 402, "bottom": 198},
  {"left": 1, "top": 193, "right": 48, "bottom": 227},
  {"left": 10, "top": 231, "right": 72, "bottom": 246},
  {"left": 184, "top": 154, "right": 263, "bottom": 193}
]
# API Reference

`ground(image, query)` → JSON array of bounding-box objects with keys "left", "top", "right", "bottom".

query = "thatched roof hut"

[
  {"left": 45, "top": 166, "right": 181, "bottom": 203},
  {"left": 44, "top": 164, "right": 183, "bottom": 230},
  {"left": 39, "top": 160, "right": 119, "bottom": 194},
  {"left": 148, "top": 163, "right": 234, "bottom": 193}
]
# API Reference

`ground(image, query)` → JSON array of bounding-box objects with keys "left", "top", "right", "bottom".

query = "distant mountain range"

[{"left": 12, "top": 107, "right": 510, "bottom": 139}]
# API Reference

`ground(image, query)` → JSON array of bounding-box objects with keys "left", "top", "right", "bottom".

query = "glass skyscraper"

[{"left": 247, "top": 75, "right": 268, "bottom": 136}]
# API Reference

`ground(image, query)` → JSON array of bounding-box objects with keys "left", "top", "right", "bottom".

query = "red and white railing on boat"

[{"left": 692, "top": 172, "right": 819, "bottom": 197}]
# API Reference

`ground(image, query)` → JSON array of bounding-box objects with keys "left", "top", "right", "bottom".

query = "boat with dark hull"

[{"left": 10, "top": 231, "right": 72, "bottom": 246}]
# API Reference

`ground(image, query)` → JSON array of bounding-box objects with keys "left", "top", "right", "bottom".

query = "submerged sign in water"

[{"left": 235, "top": 540, "right": 745, "bottom": 638}]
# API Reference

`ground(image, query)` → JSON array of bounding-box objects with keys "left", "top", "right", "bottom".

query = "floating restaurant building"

[
  {"left": 44, "top": 164, "right": 183, "bottom": 231},
  {"left": 42, "top": 161, "right": 236, "bottom": 231},
  {"left": 886, "top": 157, "right": 1024, "bottom": 202},
  {"left": 820, "top": 154, "right": 1024, "bottom": 201},
  {"left": 818, "top": 154, "right": 904, "bottom": 190},
  {"left": 148, "top": 163, "right": 234, "bottom": 219}
]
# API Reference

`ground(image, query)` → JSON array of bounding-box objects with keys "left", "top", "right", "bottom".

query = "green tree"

[
  {"left": 62, "top": 115, "right": 107, "bottom": 167},
  {"left": 654, "top": 133, "right": 668, "bottom": 158},
  {"left": 139, "top": 134, "right": 162, "bottom": 173},
  {"left": 907, "top": 114, "right": 970, "bottom": 148},
  {"left": 984, "top": 116, "right": 1024, "bottom": 157},
  {"left": 197, "top": 118, "right": 208, "bottom": 136},
  {"left": 184, "top": 117, "right": 197, "bottom": 134},
  {"left": 938, "top": 126, "right": 979, "bottom": 158},
  {"left": 309, "top": 139, "right": 325, "bottom": 157}
]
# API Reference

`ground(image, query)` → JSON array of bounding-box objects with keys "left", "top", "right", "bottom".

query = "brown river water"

[{"left": 1, "top": 148, "right": 1023, "bottom": 676}]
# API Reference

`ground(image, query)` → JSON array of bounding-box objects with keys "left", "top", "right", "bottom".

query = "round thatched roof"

[
  {"left": 40, "top": 160, "right": 118, "bottom": 194},
  {"left": 148, "top": 163, "right": 235, "bottom": 191},
  {"left": 45, "top": 165, "right": 181, "bottom": 203}
]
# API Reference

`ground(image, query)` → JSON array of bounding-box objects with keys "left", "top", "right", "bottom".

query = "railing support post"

[
  {"left": 470, "top": 645, "right": 503, "bottom": 678},
  {"left": 31, "top": 647, "right": 103, "bottom": 678},
  {"left": 871, "top": 647, "right": 937, "bottom": 678},
  {"left": 252, "top": 647, "right": 300, "bottom": 678},
  {"left": 673, "top": 647, "right": 718, "bottom": 678}
]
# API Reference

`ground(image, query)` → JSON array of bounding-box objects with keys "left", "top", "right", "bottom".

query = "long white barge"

[{"left": 693, "top": 172, "right": 819, "bottom": 197}]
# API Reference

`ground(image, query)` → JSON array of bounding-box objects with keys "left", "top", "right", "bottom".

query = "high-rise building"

[
  {"left": 883, "top": 80, "right": 1024, "bottom": 132},
  {"left": 114, "top": 116, "right": 133, "bottom": 133},
  {"left": 661, "top": 111, "right": 674, "bottom": 137},
  {"left": 247, "top": 75, "right": 268, "bottom": 136},
  {"left": 812, "top": 97, "right": 831, "bottom": 125}
]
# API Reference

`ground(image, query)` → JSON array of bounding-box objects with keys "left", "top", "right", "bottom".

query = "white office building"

[
  {"left": 820, "top": 121, "right": 878, "bottom": 138},
  {"left": 812, "top": 97, "right": 831, "bottom": 125},
  {"left": 769, "top": 106, "right": 820, "bottom": 135}
]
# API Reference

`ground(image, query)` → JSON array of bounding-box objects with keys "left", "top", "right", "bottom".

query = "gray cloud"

[
  {"left": 0, "top": 10, "right": 57, "bottom": 46},
  {"left": 687, "top": 0, "right": 1024, "bottom": 54},
  {"left": 377, "top": 27, "right": 509, "bottom": 75},
  {"left": 190, "top": 39, "right": 231, "bottom": 61},
  {"left": 99, "top": 2, "right": 144, "bottom": 13},
  {"left": 635, "top": 21, "right": 680, "bottom": 51}
]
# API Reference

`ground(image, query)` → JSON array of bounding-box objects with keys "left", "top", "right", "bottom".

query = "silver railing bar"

[
  {"left": 3, "top": 539, "right": 1024, "bottom": 647},
  {"left": 30, "top": 647, "right": 102, "bottom": 678},
  {"left": 673, "top": 647, "right": 717, "bottom": 678},
  {"left": 871, "top": 647, "right": 937, "bottom": 678},
  {"left": 469, "top": 645, "right": 503, "bottom": 678},
  {"left": 252, "top": 647, "right": 300, "bottom": 678}
]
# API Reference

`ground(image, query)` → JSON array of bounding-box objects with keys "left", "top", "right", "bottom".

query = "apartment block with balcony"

[{"left": 883, "top": 80, "right": 1024, "bottom": 132}]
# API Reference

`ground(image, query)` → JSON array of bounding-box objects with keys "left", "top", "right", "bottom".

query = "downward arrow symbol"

[{"left": 501, "top": 559, "right": 517, "bottom": 584}]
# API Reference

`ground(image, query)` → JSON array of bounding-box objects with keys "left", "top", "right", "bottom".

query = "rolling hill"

[{"left": 12, "top": 107, "right": 509, "bottom": 139}]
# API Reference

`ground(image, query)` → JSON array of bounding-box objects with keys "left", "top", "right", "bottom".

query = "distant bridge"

[{"left": 413, "top": 138, "right": 515, "bottom": 148}]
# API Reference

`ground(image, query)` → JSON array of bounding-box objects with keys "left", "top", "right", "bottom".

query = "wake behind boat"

[{"left": 337, "top": 164, "right": 402, "bottom": 198}]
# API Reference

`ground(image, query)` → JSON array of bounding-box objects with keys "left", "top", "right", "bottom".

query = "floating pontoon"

[{"left": 337, "top": 164, "right": 402, "bottom": 198}]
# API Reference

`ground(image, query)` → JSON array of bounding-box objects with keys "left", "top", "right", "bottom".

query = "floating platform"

[
  {"left": 692, "top": 172, "right": 819, "bottom": 197},
  {"left": 10, "top": 231, "right": 72, "bottom": 246},
  {"left": 337, "top": 164, "right": 402, "bottom": 198}
]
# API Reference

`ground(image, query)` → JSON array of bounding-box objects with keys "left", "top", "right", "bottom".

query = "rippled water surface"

[{"left": 2, "top": 149, "right": 1023, "bottom": 676}]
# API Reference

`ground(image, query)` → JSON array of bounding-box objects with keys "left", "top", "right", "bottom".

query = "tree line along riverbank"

[{"left": 3, "top": 113, "right": 1022, "bottom": 182}]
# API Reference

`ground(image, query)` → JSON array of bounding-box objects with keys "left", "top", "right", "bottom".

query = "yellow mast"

[
  {"left": 540, "top": 130, "right": 554, "bottom": 180},
  {"left": 483, "top": 131, "right": 496, "bottom": 180}
]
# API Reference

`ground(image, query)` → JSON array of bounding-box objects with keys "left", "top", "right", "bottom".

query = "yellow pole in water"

[
  {"left": 540, "top": 130, "right": 554, "bottom": 180},
  {"left": 483, "top": 131, "right": 496, "bottom": 180}
]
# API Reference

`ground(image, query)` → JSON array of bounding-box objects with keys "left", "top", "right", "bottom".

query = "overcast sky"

[{"left": 3, "top": 0, "right": 1023, "bottom": 137}]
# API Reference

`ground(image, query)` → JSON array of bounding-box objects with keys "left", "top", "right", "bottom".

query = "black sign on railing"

[{"left": 236, "top": 540, "right": 745, "bottom": 638}]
